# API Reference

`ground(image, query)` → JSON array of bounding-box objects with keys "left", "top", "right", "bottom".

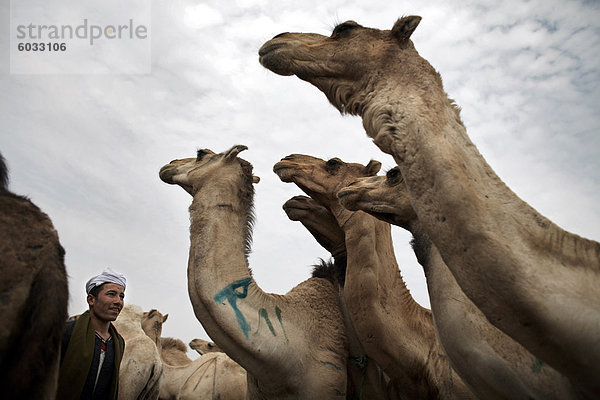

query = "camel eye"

[
  {"left": 326, "top": 158, "right": 343, "bottom": 171},
  {"left": 196, "top": 149, "right": 209, "bottom": 161},
  {"left": 332, "top": 21, "right": 359, "bottom": 37},
  {"left": 386, "top": 167, "right": 403, "bottom": 183}
]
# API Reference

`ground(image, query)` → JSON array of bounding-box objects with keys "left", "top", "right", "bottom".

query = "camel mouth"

[
  {"left": 273, "top": 163, "right": 295, "bottom": 182},
  {"left": 336, "top": 187, "right": 356, "bottom": 199},
  {"left": 258, "top": 41, "right": 286, "bottom": 57},
  {"left": 336, "top": 188, "right": 363, "bottom": 210},
  {"left": 369, "top": 210, "right": 399, "bottom": 226},
  {"left": 359, "top": 203, "right": 402, "bottom": 225},
  {"left": 258, "top": 41, "right": 295, "bottom": 76},
  {"left": 282, "top": 202, "right": 309, "bottom": 212},
  {"left": 159, "top": 165, "right": 176, "bottom": 184},
  {"left": 283, "top": 195, "right": 310, "bottom": 208},
  {"left": 159, "top": 166, "right": 195, "bottom": 195},
  {"left": 282, "top": 208, "right": 306, "bottom": 221}
]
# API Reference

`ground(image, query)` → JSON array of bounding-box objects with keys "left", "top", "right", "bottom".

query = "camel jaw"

[
  {"left": 336, "top": 187, "right": 364, "bottom": 211},
  {"left": 282, "top": 197, "right": 312, "bottom": 221},
  {"left": 159, "top": 165, "right": 178, "bottom": 184},
  {"left": 159, "top": 165, "right": 195, "bottom": 195}
]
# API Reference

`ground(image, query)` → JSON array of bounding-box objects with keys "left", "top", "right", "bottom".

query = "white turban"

[{"left": 86, "top": 267, "right": 127, "bottom": 294}]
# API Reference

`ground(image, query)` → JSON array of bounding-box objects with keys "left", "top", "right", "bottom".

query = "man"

[{"left": 57, "top": 268, "right": 126, "bottom": 400}]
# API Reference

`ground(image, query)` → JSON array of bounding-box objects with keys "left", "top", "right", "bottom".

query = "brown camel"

[
  {"left": 283, "top": 195, "right": 394, "bottom": 400},
  {"left": 259, "top": 17, "right": 600, "bottom": 396},
  {"left": 159, "top": 337, "right": 247, "bottom": 400},
  {"left": 274, "top": 154, "right": 475, "bottom": 399},
  {"left": 159, "top": 145, "right": 348, "bottom": 399},
  {"left": 338, "top": 167, "right": 582, "bottom": 399},
  {"left": 114, "top": 304, "right": 163, "bottom": 400},
  {"left": 141, "top": 308, "right": 246, "bottom": 400},
  {"left": 189, "top": 338, "right": 222, "bottom": 355},
  {"left": 0, "top": 153, "right": 68, "bottom": 399}
]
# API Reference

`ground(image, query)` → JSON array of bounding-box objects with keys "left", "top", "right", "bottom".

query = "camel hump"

[{"left": 311, "top": 257, "right": 346, "bottom": 286}]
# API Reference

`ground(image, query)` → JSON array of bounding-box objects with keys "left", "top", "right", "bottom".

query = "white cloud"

[
  {"left": 183, "top": 3, "right": 224, "bottom": 29},
  {"left": 1, "top": 0, "right": 598, "bottom": 357}
]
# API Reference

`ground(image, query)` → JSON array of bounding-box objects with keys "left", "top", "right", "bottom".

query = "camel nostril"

[{"left": 273, "top": 32, "right": 289, "bottom": 39}]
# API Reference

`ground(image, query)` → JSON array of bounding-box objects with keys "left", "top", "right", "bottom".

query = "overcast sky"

[{"left": 2, "top": 0, "right": 599, "bottom": 358}]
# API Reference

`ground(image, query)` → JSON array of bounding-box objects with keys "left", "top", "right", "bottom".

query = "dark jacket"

[{"left": 57, "top": 311, "right": 125, "bottom": 400}]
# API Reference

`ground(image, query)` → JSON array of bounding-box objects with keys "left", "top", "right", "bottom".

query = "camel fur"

[
  {"left": 0, "top": 153, "right": 68, "bottom": 400},
  {"left": 283, "top": 195, "right": 395, "bottom": 399},
  {"left": 274, "top": 154, "right": 475, "bottom": 399},
  {"left": 160, "top": 145, "right": 350, "bottom": 399},
  {"left": 160, "top": 337, "right": 247, "bottom": 400},
  {"left": 141, "top": 308, "right": 246, "bottom": 400},
  {"left": 114, "top": 304, "right": 163, "bottom": 400},
  {"left": 338, "top": 167, "right": 583, "bottom": 399},
  {"left": 260, "top": 17, "right": 600, "bottom": 396}
]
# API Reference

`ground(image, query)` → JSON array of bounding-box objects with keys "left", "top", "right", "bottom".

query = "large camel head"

[
  {"left": 283, "top": 195, "right": 345, "bottom": 258},
  {"left": 259, "top": 17, "right": 447, "bottom": 145},
  {"left": 273, "top": 154, "right": 381, "bottom": 208},
  {"left": 159, "top": 145, "right": 260, "bottom": 196},
  {"left": 338, "top": 166, "right": 417, "bottom": 231},
  {"left": 189, "top": 338, "right": 222, "bottom": 355}
]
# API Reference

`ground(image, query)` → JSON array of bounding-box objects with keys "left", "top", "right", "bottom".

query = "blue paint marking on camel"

[
  {"left": 214, "top": 277, "right": 252, "bottom": 339},
  {"left": 255, "top": 308, "right": 277, "bottom": 336}
]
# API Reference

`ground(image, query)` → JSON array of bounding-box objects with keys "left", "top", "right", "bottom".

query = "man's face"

[{"left": 87, "top": 283, "right": 125, "bottom": 322}]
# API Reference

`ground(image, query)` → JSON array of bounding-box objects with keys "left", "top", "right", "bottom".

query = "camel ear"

[
  {"left": 364, "top": 160, "right": 382, "bottom": 176},
  {"left": 391, "top": 16, "right": 421, "bottom": 43},
  {"left": 163, "top": 314, "right": 169, "bottom": 323},
  {"left": 252, "top": 175, "right": 260, "bottom": 184},
  {"left": 225, "top": 144, "right": 248, "bottom": 160}
]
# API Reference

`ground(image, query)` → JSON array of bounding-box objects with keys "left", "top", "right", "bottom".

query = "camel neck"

[
  {"left": 336, "top": 203, "right": 437, "bottom": 379},
  {"left": 189, "top": 191, "right": 253, "bottom": 284},
  {"left": 185, "top": 179, "right": 304, "bottom": 382},
  {"left": 340, "top": 209, "right": 426, "bottom": 313}
]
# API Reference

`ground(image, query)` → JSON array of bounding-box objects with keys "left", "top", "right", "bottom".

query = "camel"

[
  {"left": 159, "top": 337, "right": 247, "bottom": 400},
  {"left": 282, "top": 195, "right": 346, "bottom": 267},
  {"left": 160, "top": 144, "right": 350, "bottom": 399},
  {"left": 178, "top": 352, "right": 247, "bottom": 400},
  {"left": 114, "top": 304, "right": 163, "bottom": 400},
  {"left": 141, "top": 309, "right": 169, "bottom": 351},
  {"left": 189, "top": 338, "right": 222, "bottom": 355},
  {"left": 259, "top": 17, "right": 600, "bottom": 396},
  {"left": 274, "top": 154, "right": 475, "bottom": 399},
  {"left": 337, "top": 167, "right": 583, "bottom": 399},
  {"left": 140, "top": 307, "right": 246, "bottom": 400},
  {"left": 283, "top": 195, "right": 395, "bottom": 400},
  {"left": 160, "top": 337, "right": 193, "bottom": 366},
  {"left": 0, "top": 152, "right": 68, "bottom": 399}
]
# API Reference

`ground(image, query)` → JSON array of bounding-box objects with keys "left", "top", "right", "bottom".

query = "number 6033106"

[{"left": 18, "top": 42, "right": 66, "bottom": 51}]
